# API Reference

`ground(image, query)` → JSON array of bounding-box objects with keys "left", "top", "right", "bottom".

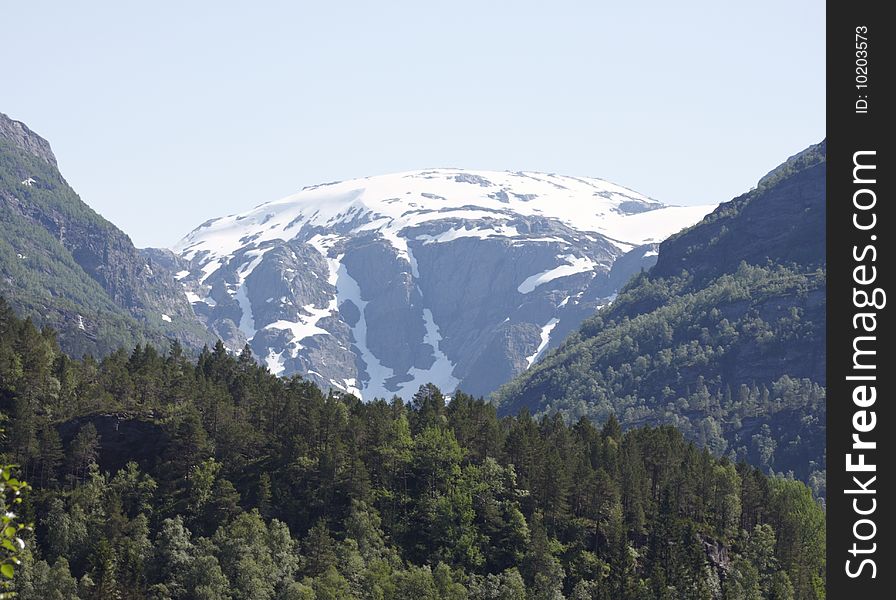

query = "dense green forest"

[
  {"left": 1, "top": 298, "right": 823, "bottom": 599},
  {"left": 493, "top": 143, "right": 826, "bottom": 494}
]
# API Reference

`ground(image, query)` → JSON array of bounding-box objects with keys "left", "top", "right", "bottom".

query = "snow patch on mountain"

[
  {"left": 265, "top": 349, "right": 286, "bottom": 376},
  {"left": 264, "top": 311, "right": 331, "bottom": 356},
  {"left": 233, "top": 250, "right": 269, "bottom": 338},
  {"left": 416, "top": 223, "right": 521, "bottom": 245},
  {"left": 527, "top": 318, "right": 560, "bottom": 367},
  {"left": 404, "top": 308, "right": 460, "bottom": 394},
  {"left": 329, "top": 257, "right": 396, "bottom": 398},
  {"left": 518, "top": 255, "right": 597, "bottom": 294}
]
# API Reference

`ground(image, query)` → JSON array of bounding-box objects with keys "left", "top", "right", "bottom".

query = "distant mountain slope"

[
  {"left": 173, "top": 169, "right": 715, "bottom": 398},
  {"left": 0, "top": 112, "right": 212, "bottom": 356},
  {"left": 493, "top": 142, "right": 826, "bottom": 488}
]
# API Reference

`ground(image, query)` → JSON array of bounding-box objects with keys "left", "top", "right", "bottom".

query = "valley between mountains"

[
  {"left": 0, "top": 112, "right": 827, "bottom": 599},
  {"left": 2, "top": 110, "right": 717, "bottom": 401},
  {"left": 1, "top": 114, "right": 825, "bottom": 485}
]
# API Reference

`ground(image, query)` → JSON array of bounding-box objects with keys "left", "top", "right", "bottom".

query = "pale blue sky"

[{"left": 4, "top": 1, "right": 824, "bottom": 248}]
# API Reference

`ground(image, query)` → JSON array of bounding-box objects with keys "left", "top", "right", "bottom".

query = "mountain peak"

[
  {"left": 173, "top": 168, "right": 716, "bottom": 399},
  {"left": 0, "top": 112, "right": 57, "bottom": 167},
  {"left": 175, "top": 168, "right": 710, "bottom": 269}
]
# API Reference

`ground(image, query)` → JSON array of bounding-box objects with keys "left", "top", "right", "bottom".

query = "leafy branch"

[{"left": 0, "top": 463, "right": 30, "bottom": 598}]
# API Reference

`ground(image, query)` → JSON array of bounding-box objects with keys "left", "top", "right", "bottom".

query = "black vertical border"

[{"left": 827, "top": 1, "right": 892, "bottom": 596}]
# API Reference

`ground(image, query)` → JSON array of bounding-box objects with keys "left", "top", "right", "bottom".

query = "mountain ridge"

[
  {"left": 492, "top": 141, "right": 826, "bottom": 488},
  {"left": 0, "top": 112, "right": 214, "bottom": 357},
  {"left": 0, "top": 112, "right": 57, "bottom": 167}
]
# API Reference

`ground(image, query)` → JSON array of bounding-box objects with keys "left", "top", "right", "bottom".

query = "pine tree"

[
  {"left": 65, "top": 423, "right": 100, "bottom": 486},
  {"left": 35, "top": 422, "right": 63, "bottom": 487}
]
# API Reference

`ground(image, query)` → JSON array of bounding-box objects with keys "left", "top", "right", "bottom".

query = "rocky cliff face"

[
  {"left": 0, "top": 112, "right": 213, "bottom": 356},
  {"left": 174, "top": 170, "right": 714, "bottom": 398},
  {"left": 0, "top": 113, "right": 57, "bottom": 167}
]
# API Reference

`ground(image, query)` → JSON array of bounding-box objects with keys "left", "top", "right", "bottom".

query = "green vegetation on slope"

[{"left": 0, "top": 138, "right": 151, "bottom": 356}]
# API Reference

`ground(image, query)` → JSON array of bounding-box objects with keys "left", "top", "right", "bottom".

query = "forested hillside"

[
  {"left": 1, "top": 298, "right": 823, "bottom": 599},
  {"left": 493, "top": 143, "right": 826, "bottom": 492}
]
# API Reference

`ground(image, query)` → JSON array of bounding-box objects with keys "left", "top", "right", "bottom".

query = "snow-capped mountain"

[{"left": 173, "top": 169, "right": 715, "bottom": 399}]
